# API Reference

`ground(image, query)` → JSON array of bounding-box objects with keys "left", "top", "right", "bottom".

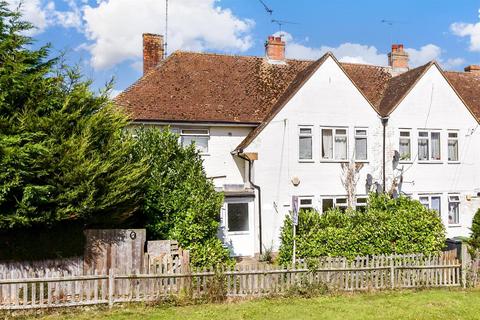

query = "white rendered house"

[{"left": 117, "top": 34, "right": 480, "bottom": 257}]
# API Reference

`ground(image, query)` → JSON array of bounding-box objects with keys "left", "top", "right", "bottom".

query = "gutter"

[
  {"left": 233, "top": 150, "right": 263, "bottom": 255},
  {"left": 381, "top": 116, "right": 390, "bottom": 192}
]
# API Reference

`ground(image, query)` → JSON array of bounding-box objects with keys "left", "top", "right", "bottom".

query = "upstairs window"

[
  {"left": 418, "top": 130, "right": 441, "bottom": 161},
  {"left": 354, "top": 129, "right": 368, "bottom": 161},
  {"left": 298, "top": 127, "right": 313, "bottom": 161},
  {"left": 448, "top": 132, "right": 459, "bottom": 162},
  {"left": 181, "top": 129, "right": 209, "bottom": 154},
  {"left": 448, "top": 195, "right": 460, "bottom": 225},
  {"left": 399, "top": 130, "right": 411, "bottom": 161},
  {"left": 322, "top": 128, "right": 348, "bottom": 161}
]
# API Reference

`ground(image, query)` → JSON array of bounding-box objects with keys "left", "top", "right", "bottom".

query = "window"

[
  {"left": 298, "top": 197, "right": 314, "bottom": 211},
  {"left": 399, "top": 131, "right": 411, "bottom": 161},
  {"left": 419, "top": 195, "right": 441, "bottom": 214},
  {"left": 356, "top": 197, "right": 367, "bottom": 212},
  {"left": 354, "top": 129, "right": 368, "bottom": 161},
  {"left": 299, "top": 127, "right": 313, "bottom": 161},
  {"left": 335, "top": 198, "right": 348, "bottom": 212},
  {"left": 448, "top": 195, "right": 460, "bottom": 225},
  {"left": 322, "top": 128, "right": 348, "bottom": 161},
  {"left": 181, "top": 129, "right": 209, "bottom": 154},
  {"left": 418, "top": 130, "right": 441, "bottom": 161},
  {"left": 321, "top": 197, "right": 348, "bottom": 213},
  {"left": 448, "top": 132, "right": 459, "bottom": 162},
  {"left": 322, "top": 198, "right": 334, "bottom": 213},
  {"left": 227, "top": 203, "right": 249, "bottom": 232}
]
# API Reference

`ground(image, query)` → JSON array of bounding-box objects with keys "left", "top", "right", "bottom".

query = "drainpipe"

[
  {"left": 381, "top": 116, "right": 390, "bottom": 192},
  {"left": 236, "top": 151, "right": 263, "bottom": 255}
]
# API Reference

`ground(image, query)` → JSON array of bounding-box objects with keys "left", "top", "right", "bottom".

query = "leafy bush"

[
  {"left": 469, "top": 209, "right": 480, "bottom": 250},
  {"left": 278, "top": 193, "right": 445, "bottom": 265},
  {"left": 132, "top": 128, "right": 232, "bottom": 268}
]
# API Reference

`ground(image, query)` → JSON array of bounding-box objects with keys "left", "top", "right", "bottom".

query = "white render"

[{"left": 132, "top": 58, "right": 480, "bottom": 257}]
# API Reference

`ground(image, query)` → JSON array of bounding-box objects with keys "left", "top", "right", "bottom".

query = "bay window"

[{"left": 322, "top": 128, "right": 348, "bottom": 161}]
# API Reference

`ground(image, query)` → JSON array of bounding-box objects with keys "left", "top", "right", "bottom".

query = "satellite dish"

[{"left": 393, "top": 150, "right": 400, "bottom": 169}]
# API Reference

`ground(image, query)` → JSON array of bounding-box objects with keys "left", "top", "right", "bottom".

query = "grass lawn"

[{"left": 9, "top": 288, "right": 480, "bottom": 320}]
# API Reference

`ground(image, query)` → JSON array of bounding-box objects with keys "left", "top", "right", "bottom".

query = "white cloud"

[
  {"left": 82, "top": 0, "right": 254, "bottom": 70},
  {"left": 451, "top": 9, "right": 480, "bottom": 52},
  {"left": 6, "top": 0, "right": 82, "bottom": 35},
  {"left": 279, "top": 31, "right": 463, "bottom": 70}
]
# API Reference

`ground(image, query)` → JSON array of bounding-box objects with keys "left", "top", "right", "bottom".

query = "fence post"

[
  {"left": 390, "top": 257, "right": 395, "bottom": 289},
  {"left": 108, "top": 269, "right": 114, "bottom": 308},
  {"left": 460, "top": 242, "right": 470, "bottom": 288}
]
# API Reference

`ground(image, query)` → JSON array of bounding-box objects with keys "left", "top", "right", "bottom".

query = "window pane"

[
  {"left": 336, "top": 129, "right": 347, "bottom": 135},
  {"left": 356, "top": 129, "right": 367, "bottom": 136},
  {"left": 322, "top": 129, "right": 333, "bottom": 159},
  {"left": 419, "top": 197, "right": 429, "bottom": 209},
  {"left": 299, "top": 136, "right": 313, "bottom": 160},
  {"left": 418, "top": 138, "right": 429, "bottom": 160},
  {"left": 448, "top": 132, "right": 458, "bottom": 138},
  {"left": 400, "top": 131, "right": 410, "bottom": 137},
  {"left": 399, "top": 137, "right": 411, "bottom": 160},
  {"left": 431, "top": 196, "right": 441, "bottom": 214},
  {"left": 181, "top": 129, "right": 208, "bottom": 135},
  {"left": 355, "top": 137, "right": 367, "bottom": 160},
  {"left": 181, "top": 136, "right": 209, "bottom": 153},
  {"left": 419, "top": 132, "right": 428, "bottom": 137},
  {"left": 431, "top": 132, "right": 441, "bottom": 160},
  {"left": 299, "top": 128, "right": 312, "bottom": 134},
  {"left": 448, "top": 139, "right": 458, "bottom": 161},
  {"left": 335, "top": 135, "right": 347, "bottom": 160},
  {"left": 300, "top": 198, "right": 313, "bottom": 206},
  {"left": 227, "top": 203, "right": 249, "bottom": 232},
  {"left": 448, "top": 201, "right": 459, "bottom": 224},
  {"left": 322, "top": 199, "right": 334, "bottom": 212}
]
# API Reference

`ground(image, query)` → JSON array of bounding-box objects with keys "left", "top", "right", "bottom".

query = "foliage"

[
  {"left": 468, "top": 208, "right": 480, "bottom": 250},
  {"left": 131, "top": 127, "right": 232, "bottom": 268},
  {"left": 278, "top": 193, "right": 445, "bottom": 265},
  {"left": 259, "top": 243, "right": 275, "bottom": 263},
  {"left": 0, "top": 2, "right": 147, "bottom": 229}
]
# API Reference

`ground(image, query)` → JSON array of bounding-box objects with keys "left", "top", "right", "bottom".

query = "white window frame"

[
  {"left": 448, "top": 194, "right": 460, "bottom": 226},
  {"left": 354, "top": 128, "right": 368, "bottom": 162},
  {"left": 399, "top": 129, "right": 412, "bottom": 162},
  {"left": 418, "top": 129, "right": 442, "bottom": 163},
  {"left": 225, "top": 198, "right": 251, "bottom": 235},
  {"left": 447, "top": 131, "right": 460, "bottom": 163},
  {"left": 418, "top": 194, "right": 442, "bottom": 215},
  {"left": 180, "top": 128, "right": 210, "bottom": 154},
  {"left": 321, "top": 127, "right": 349, "bottom": 162},
  {"left": 298, "top": 196, "right": 315, "bottom": 211},
  {"left": 355, "top": 196, "right": 368, "bottom": 211},
  {"left": 321, "top": 196, "right": 348, "bottom": 213},
  {"left": 298, "top": 126, "right": 314, "bottom": 162}
]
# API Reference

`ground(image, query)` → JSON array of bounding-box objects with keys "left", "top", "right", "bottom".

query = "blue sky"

[{"left": 9, "top": 0, "right": 480, "bottom": 95}]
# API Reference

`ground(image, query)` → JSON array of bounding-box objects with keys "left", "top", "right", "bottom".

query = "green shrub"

[
  {"left": 469, "top": 208, "right": 480, "bottom": 250},
  {"left": 131, "top": 128, "right": 232, "bottom": 268},
  {"left": 278, "top": 193, "right": 445, "bottom": 265}
]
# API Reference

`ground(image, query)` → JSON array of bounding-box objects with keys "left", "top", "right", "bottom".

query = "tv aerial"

[{"left": 271, "top": 19, "right": 299, "bottom": 34}]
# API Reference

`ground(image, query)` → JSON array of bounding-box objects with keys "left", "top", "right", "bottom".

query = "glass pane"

[
  {"left": 448, "top": 202, "right": 459, "bottom": 224},
  {"left": 431, "top": 132, "right": 441, "bottom": 160},
  {"left": 335, "top": 136, "right": 347, "bottom": 160},
  {"left": 322, "top": 129, "right": 333, "bottom": 159},
  {"left": 181, "top": 129, "right": 208, "bottom": 135},
  {"left": 448, "top": 139, "right": 458, "bottom": 161},
  {"left": 336, "top": 198, "right": 347, "bottom": 205},
  {"left": 181, "top": 136, "right": 209, "bottom": 153},
  {"left": 419, "top": 197, "right": 429, "bottom": 209},
  {"left": 322, "top": 199, "right": 334, "bottom": 212},
  {"left": 399, "top": 138, "right": 411, "bottom": 160},
  {"left": 418, "top": 138, "right": 429, "bottom": 160},
  {"left": 356, "top": 129, "right": 367, "bottom": 136},
  {"left": 299, "top": 128, "right": 312, "bottom": 134},
  {"left": 299, "top": 136, "right": 313, "bottom": 160},
  {"left": 300, "top": 199, "right": 313, "bottom": 205},
  {"left": 419, "top": 132, "right": 428, "bottom": 137},
  {"left": 400, "top": 131, "right": 410, "bottom": 137},
  {"left": 227, "top": 203, "right": 249, "bottom": 232},
  {"left": 431, "top": 196, "right": 441, "bottom": 214},
  {"left": 448, "top": 132, "right": 458, "bottom": 138},
  {"left": 336, "top": 129, "right": 347, "bottom": 135},
  {"left": 355, "top": 137, "right": 367, "bottom": 160}
]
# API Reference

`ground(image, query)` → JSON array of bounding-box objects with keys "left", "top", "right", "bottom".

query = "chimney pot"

[
  {"left": 265, "top": 35, "right": 286, "bottom": 62},
  {"left": 388, "top": 43, "right": 409, "bottom": 74},
  {"left": 464, "top": 65, "right": 480, "bottom": 73},
  {"left": 143, "top": 33, "right": 164, "bottom": 75}
]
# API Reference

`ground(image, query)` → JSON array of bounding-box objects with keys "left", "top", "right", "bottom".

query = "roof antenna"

[
  {"left": 258, "top": 0, "right": 273, "bottom": 15},
  {"left": 381, "top": 19, "right": 407, "bottom": 45},
  {"left": 271, "top": 19, "right": 299, "bottom": 36},
  {"left": 164, "top": 0, "right": 168, "bottom": 58}
]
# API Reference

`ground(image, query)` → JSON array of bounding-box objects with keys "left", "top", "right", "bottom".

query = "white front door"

[{"left": 220, "top": 197, "right": 255, "bottom": 257}]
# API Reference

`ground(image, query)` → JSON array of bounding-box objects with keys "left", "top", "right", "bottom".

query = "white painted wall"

[
  {"left": 385, "top": 65, "right": 480, "bottom": 238},
  {"left": 244, "top": 57, "right": 384, "bottom": 252}
]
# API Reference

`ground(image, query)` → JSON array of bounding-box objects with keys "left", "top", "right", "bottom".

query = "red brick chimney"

[
  {"left": 388, "top": 44, "right": 409, "bottom": 74},
  {"left": 265, "top": 36, "right": 285, "bottom": 62},
  {"left": 143, "top": 33, "right": 164, "bottom": 74},
  {"left": 464, "top": 65, "right": 480, "bottom": 73}
]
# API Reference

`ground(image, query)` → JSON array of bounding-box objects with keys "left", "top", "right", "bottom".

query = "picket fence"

[{"left": 0, "top": 252, "right": 463, "bottom": 310}]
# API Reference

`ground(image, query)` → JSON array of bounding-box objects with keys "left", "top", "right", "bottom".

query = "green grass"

[{"left": 9, "top": 288, "right": 480, "bottom": 320}]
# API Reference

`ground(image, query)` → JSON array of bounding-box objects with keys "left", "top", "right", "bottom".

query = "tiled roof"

[
  {"left": 116, "top": 51, "right": 312, "bottom": 123},
  {"left": 444, "top": 71, "right": 480, "bottom": 122}
]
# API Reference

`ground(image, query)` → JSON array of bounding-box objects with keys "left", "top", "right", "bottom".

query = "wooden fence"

[{"left": 0, "top": 252, "right": 463, "bottom": 310}]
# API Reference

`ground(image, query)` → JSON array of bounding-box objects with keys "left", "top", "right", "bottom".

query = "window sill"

[
  {"left": 320, "top": 159, "right": 349, "bottom": 163},
  {"left": 200, "top": 153, "right": 210, "bottom": 157},
  {"left": 399, "top": 161, "right": 413, "bottom": 164},
  {"left": 354, "top": 160, "right": 369, "bottom": 164},
  {"left": 418, "top": 161, "right": 443, "bottom": 164},
  {"left": 298, "top": 159, "right": 315, "bottom": 163},
  {"left": 447, "top": 161, "right": 460, "bottom": 164},
  {"left": 448, "top": 224, "right": 461, "bottom": 228},
  {"left": 227, "top": 231, "right": 250, "bottom": 235}
]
